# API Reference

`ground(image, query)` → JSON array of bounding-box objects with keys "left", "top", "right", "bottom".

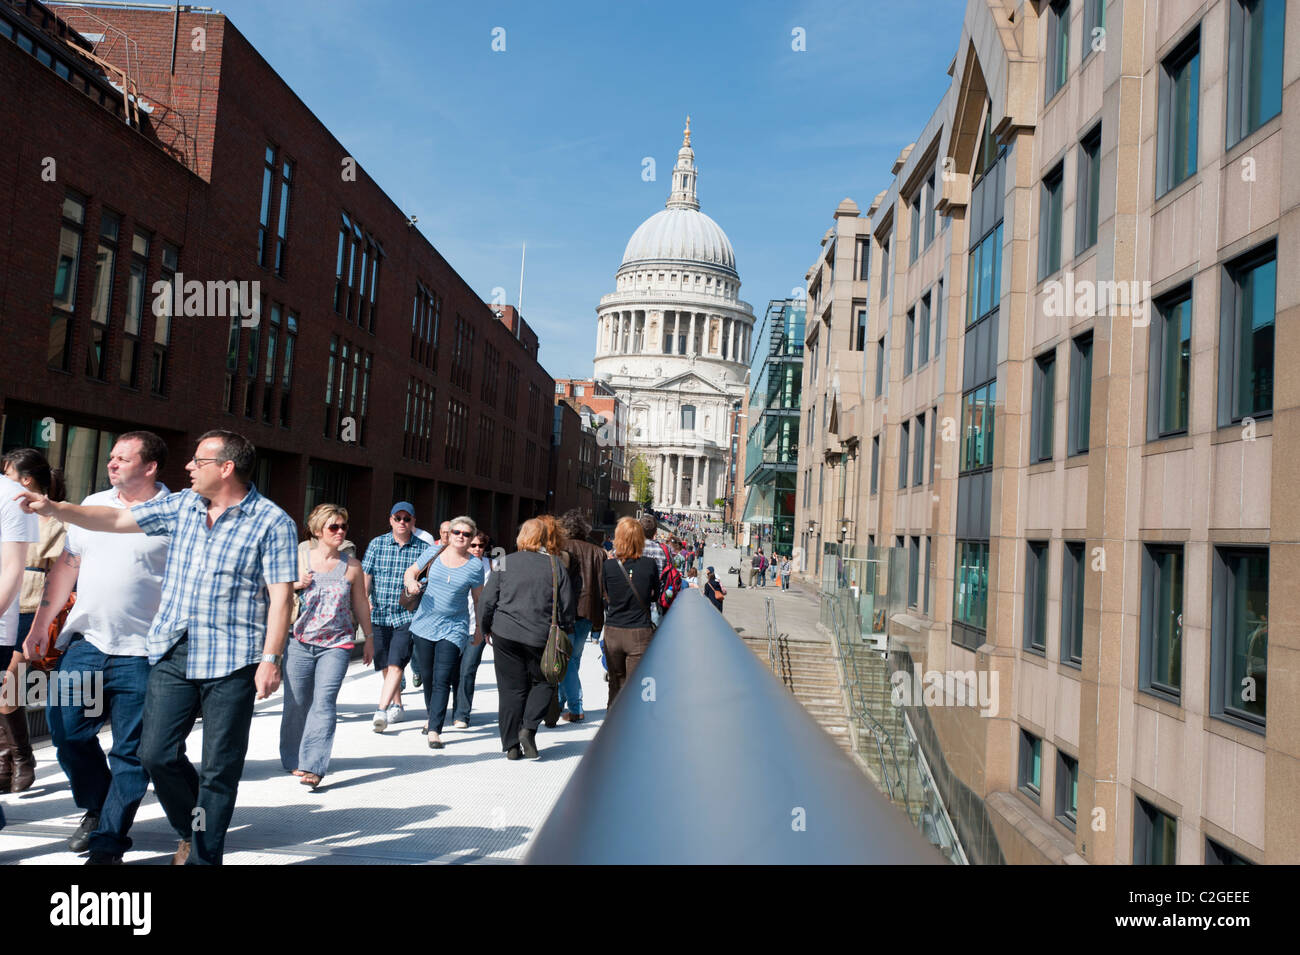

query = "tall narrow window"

[
  {"left": 960, "top": 381, "right": 997, "bottom": 472},
  {"left": 1227, "top": 0, "right": 1285, "bottom": 147},
  {"left": 933, "top": 279, "right": 944, "bottom": 358},
  {"left": 50, "top": 192, "right": 86, "bottom": 371},
  {"left": 1141, "top": 545, "right": 1184, "bottom": 700},
  {"left": 904, "top": 308, "right": 915, "bottom": 375},
  {"left": 1151, "top": 287, "right": 1192, "bottom": 438},
  {"left": 121, "top": 230, "right": 148, "bottom": 388},
  {"left": 86, "top": 211, "right": 120, "bottom": 380},
  {"left": 967, "top": 223, "right": 1003, "bottom": 325},
  {"left": 879, "top": 235, "right": 890, "bottom": 301},
  {"left": 223, "top": 317, "right": 241, "bottom": 414},
  {"left": 898, "top": 420, "right": 910, "bottom": 489},
  {"left": 908, "top": 536, "right": 921, "bottom": 607},
  {"left": 913, "top": 414, "right": 926, "bottom": 487},
  {"left": 151, "top": 242, "right": 177, "bottom": 395},
  {"left": 1068, "top": 333, "right": 1092, "bottom": 455},
  {"left": 1025, "top": 540, "right": 1049, "bottom": 652},
  {"left": 857, "top": 236, "right": 870, "bottom": 280},
  {"left": 1076, "top": 125, "right": 1101, "bottom": 254},
  {"left": 855, "top": 307, "right": 867, "bottom": 351},
  {"left": 1056, "top": 752, "right": 1079, "bottom": 830},
  {"left": 280, "top": 312, "right": 297, "bottom": 426},
  {"left": 1039, "top": 163, "right": 1065, "bottom": 280},
  {"left": 917, "top": 293, "right": 930, "bottom": 368},
  {"left": 1157, "top": 29, "right": 1201, "bottom": 197},
  {"left": 1213, "top": 547, "right": 1268, "bottom": 726},
  {"left": 324, "top": 337, "right": 338, "bottom": 438},
  {"left": 274, "top": 159, "right": 292, "bottom": 274},
  {"left": 875, "top": 336, "right": 886, "bottom": 396},
  {"left": 1220, "top": 243, "right": 1276, "bottom": 424},
  {"left": 1045, "top": 0, "right": 1070, "bottom": 101},
  {"left": 1019, "top": 730, "right": 1043, "bottom": 801},
  {"left": 262, "top": 303, "right": 281, "bottom": 424},
  {"left": 923, "top": 536, "right": 932, "bottom": 613},
  {"left": 258, "top": 145, "right": 275, "bottom": 267},
  {"left": 924, "top": 173, "right": 937, "bottom": 247},
  {"left": 1032, "top": 351, "right": 1055, "bottom": 462},
  {"left": 870, "top": 434, "right": 880, "bottom": 495},
  {"left": 953, "top": 540, "right": 990, "bottom": 635},
  {"left": 334, "top": 214, "right": 349, "bottom": 312},
  {"left": 909, "top": 192, "right": 921, "bottom": 263},
  {"left": 929, "top": 406, "right": 938, "bottom": 484},
  {"left": 1062, "top": 540, "right": 1085, "bottom": 665},
  {"left": 244, "top": 302, "right": 262, "bottom": 419},
  {"left": 1082, "top": 0, "right": 1106, "bottom": 63}
]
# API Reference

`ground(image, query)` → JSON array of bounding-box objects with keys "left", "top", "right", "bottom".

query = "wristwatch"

[{"left": 261, "top": 653, "right": 283, "bottom": 667}]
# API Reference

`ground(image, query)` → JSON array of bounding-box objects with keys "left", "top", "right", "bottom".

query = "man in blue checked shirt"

[{"left": 16, "top": 430, "right": 298, "bottom": 865}]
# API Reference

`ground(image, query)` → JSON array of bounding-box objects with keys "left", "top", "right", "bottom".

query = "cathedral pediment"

[{"left": 652, "top": 370, "right": 730, "bottom": 395}]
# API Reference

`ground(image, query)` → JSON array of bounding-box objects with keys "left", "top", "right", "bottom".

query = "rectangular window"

[
  {"left": 904, "top": 308, "right": 915, "bottom": 375},
  {"left": 929, "top": 406, "right": 938, "bottom": 484},
  {"left": 1038, "top": 162, "right": 1064, "bottom": 280},
  {"left": 1134, "top": 797, "right": 1178, "bottom": 864},
  {"left": 121, "top": 230, "right": 148, "bottom": 388},
  {"left": 1068, "top": 333, "right": 1092, "bottom": 455},
  {"left": 86, "top": 210, "right": 120, "bottom": 381},
  {"left": 50, "top": 192, "right": 86, "bottom": 371},
  {"left": 280, "top": 312, "right": 297, "bottom": 426},
  {"left": 1025, "top": 540, "right": 1049, "bottom": 652},
  {"left": 258, "top": 145, "right": 275, "bottom": 268},
  {"left": 879, "top": 235, "right": 890, "bottom": 301},
  {"left": 875, "top": 337, "right": 885, "bottom": 396},
  {"left": 1061, "top": 541, "right": 1086, "bottom": 666},
  {"left": 1082, "top": 0, "right": 1106, "bottom": 62},
  {"left": 1056, "top": 752, "right": 1079, "bottom": 830},
  {"left": 323, "top": 336, "right": 337, "bottom": 437},
  {"left": 334, "top": 215, "right": 349, "bottom": 312},
  {"left": 274, "top": 159, "right": 292, "bottom": 274},
  {"left": 1227, "top": 0, "right": 1285, "bottom": 147},
  {"left": 917, "top": 293, "right": 930, "bottom": 369},
  {"left": 1018, "top": 729, "right": 1043, "bottom": 802},
  {"left": 1212, "top": 547, "right": 1268, "bottom": 727},
  {"left": 913, "top": 414, "right": 926, "bottom": 487},
  {"left": 909, "top": 192, "right": 921, "bottom": 264},
  {"left": 908, "top": 536, "right": 920, "bottom": 608},
  {"left": 1032, "top": 351, "right": 1056, "bottom": 462},
  {"left": 855, "top": 308, "right": 867, "bottom": 351},
  {"left": 924, "top": 173, "right": 936, "bottom": 247},
  {"left": 953, "top": 540, "right": 990, "bottom": 633},
  {"left": 261, "top": 303, "right": 281, "bottom": 424},
  {"left": 960, "top": 381, "right": 997, "bottom": 472},
  {"left": 1140, "top": 545, "right": 1184, "bottom": 700},
  {"left": 898, "top": 420, "right": 910, "bottom": 489},
  {"left": 1156, "top": 28, "right": 1201, "bottom": 197},
  {"left": 223, "top": 318, "right": 241, "bottom": 414},
  {"left": 923, "top": 536, "right": 932, "bottom": 613},
  {"left": 1220, "top": 243, "right": 1276, "bottom": 424},
  {"left": 1045, "top": 0, "right": 1070, "bottom": 101},
  {"left": 933, "top": 279, "right": 944, "bottom": 359},
  {"left": 1076, "top": 125, "right": 1101, "bottom": 254},
  {"left": 966, "top": 223, "right": 1003, "bottom": 326},
  {"left": 1151, "top": 287, "right": 1192, "bottom": 437},
  {"left": 857, "top": 237, "right": 870, "bottom": 281},
  {"left": 870, "top": 434, "right": 880, "bottom": 495},
  {"left": 151, "top": 242, "right": 177, "bottom": 395}
]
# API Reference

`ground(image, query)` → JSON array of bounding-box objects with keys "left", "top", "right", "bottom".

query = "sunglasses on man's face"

[{"left": 391, "top": 515, "right": 413, "bottom": 523}]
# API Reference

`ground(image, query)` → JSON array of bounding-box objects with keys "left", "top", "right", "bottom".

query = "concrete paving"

[{"left": 0, "top": 637, "right": 609, "bottom": 865}]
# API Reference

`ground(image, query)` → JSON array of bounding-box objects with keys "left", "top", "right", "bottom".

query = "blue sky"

[{"left": 219, "top": 0, "right": 967, "bottom": 379}]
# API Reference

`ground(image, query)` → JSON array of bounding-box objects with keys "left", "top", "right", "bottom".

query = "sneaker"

[
  {"left": 372, "top": 709, "right": 388, "bottom": 733},
  {"left": 386, "top": 703, "right": 405, "bottom": 725},
  {"left": 452, "top": 720, "right": 469, "bottom": 729}
]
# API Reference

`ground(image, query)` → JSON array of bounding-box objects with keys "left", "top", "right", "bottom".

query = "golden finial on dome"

[{"left": 683, "top": 115, "right": 691, "bottom": 147}]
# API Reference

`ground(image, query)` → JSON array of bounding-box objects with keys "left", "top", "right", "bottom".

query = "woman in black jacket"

[
  {"left": 601, "top": 516, "right": 660, "bottom": 706},
  {"left": 476, "top": 517, "right": 576, "bottom": 759}
]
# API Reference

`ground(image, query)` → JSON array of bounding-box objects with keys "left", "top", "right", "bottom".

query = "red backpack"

[{"left": 657, "top": 542, "right": 683, "bottom": 611}]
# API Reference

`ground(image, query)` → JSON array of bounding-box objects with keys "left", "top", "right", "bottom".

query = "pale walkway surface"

[
  {"left": 705, "top": 544, "right": 825, "bottom": 643},
  {"left": 0, "top": 639, "right": 608, "bottom": 865}
]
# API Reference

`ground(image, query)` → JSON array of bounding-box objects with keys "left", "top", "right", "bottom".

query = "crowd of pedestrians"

[{"left": 0, "top": 430, "right": 725, "bottom": 863}]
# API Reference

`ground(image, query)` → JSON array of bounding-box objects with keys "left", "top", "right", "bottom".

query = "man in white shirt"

[
  {"left": 23, "top": 431, "right": 170, "bottom": 864},
  {"left": 0, "top": 468, "right": 39, "bottom": 800}
]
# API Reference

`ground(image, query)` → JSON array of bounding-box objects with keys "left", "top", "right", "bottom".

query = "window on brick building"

[
  {"left": 411, "top": 283, "right": 440, "bottom": 371},
  {"left": 151, "top": 242, "right": 177, "bottom": 396},
  {"left": 50, "top": 192, "right": 86, "bottom": 371},
  {"left": 258, "top": 146, "right": 276, "bottom": 268},
  {"left": 279, "top": 311, "right": 297, "bottom": 426},
  {"left": 500, "top": 426, "right": 515, "bottom": 482},
  {"left": 324, "top": 336, "right": 339, "bottom": 438},
  {"left": 445, "top": 398, "right": 468, "bottom": 471},
  {"left": 243, "top": 298, "right": 262, "bottom": 418},
  {"left": 86, "top": 210, "right": 120, "bottom": 381},
  {"left": 261, "top": 303, "right": 281, "bottom": 424},
  {"left": 223, "top": 317, "right": 241, "bottom": 414},
  {"left": 120, "top": 230, "right": 148, "bottom": 388},
  {"left": 504, "top": 363, "right": 520, "bottom": 418},
  {"left": 274, "top": 159, "right": 292, "bottom": 275}
]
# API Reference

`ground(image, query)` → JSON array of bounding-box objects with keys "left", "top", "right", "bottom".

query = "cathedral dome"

[{"left": 620, "top": 208, "right": 736, "bottom": 275}]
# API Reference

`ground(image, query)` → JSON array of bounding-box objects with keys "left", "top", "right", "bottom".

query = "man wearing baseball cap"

[{"left": 361, "top": 502, "right": 430, "bottom": 731}]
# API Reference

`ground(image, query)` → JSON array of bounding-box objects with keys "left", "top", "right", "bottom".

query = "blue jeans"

[
  {"left": 46, "top": 636, "right": 150, "bottom": 857},
  {"left": 556, "top": 619, "right": 592, "bottom": 716},
  {"left": 139, "top": 636, "right": 257, "bottom": 865},
  {"left": 411, "top": 637, "right": 461, "bottom": 734},
  {"left": 279, "top": 639, "right": 350, "bottom": 777},
  {"left": 453, "top": 635, "right": 487, "bottom": 724}
]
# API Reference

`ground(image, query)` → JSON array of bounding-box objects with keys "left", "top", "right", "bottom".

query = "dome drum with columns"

[{"left": 593, "top": 118, "right": 754, "bottom": 517}]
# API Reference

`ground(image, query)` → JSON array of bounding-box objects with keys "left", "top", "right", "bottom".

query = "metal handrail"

[{"left": 524, "top": 590, "right": 943, "bottom": 864}]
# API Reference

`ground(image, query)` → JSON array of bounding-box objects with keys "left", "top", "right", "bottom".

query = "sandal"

[
  {"left": 300, "top": 773, "right": 322, "bottom": 789},
  {"left": 291, "top": 769, "right": 306, "bottom": 776}
]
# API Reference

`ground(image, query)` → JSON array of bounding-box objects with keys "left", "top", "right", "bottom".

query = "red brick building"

[
  {"left": 0, "top": 1, "right": 553, "bottom": 546},
  {"left": 547, "top": 401, "right": 594, "bottom": 522}
]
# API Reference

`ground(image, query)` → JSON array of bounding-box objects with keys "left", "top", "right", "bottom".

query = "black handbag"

[{"left": 540, "top": 554, "right": 572, "bottom": 685}]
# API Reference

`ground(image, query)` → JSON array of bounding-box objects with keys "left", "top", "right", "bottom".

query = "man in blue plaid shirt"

[
  {"left": 362, "top": 502, "right": 430, "bottom": 731},
  {"left": 17, "top": 430, "right": 297, "bottom": 865}
]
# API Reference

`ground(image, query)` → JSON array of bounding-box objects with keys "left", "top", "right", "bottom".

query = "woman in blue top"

[{"left": 402, "top": 515, "right": 485, "bottom": 749}]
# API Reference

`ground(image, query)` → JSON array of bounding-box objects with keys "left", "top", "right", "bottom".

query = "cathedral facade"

[{"left": 592, "top": 120, "right": 755, "bottom": 518}]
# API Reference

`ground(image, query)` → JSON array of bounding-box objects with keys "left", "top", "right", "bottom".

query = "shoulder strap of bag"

[
  {"left": 619, "top": 559, "right": 655, "bottom": 622},
  {"left": 549, "top": 554, "right": 558, "bottom": 629}
]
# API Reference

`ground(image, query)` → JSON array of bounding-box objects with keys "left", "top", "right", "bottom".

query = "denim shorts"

[{"left": 372, "top": 624, "right": 413, "bottom": 671}]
